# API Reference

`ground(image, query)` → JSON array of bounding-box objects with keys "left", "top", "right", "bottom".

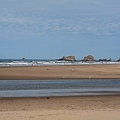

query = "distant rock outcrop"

[
  {"left": 99, "top": 58, "right": 111, "bottom": 62},
  {"left": 108, "top": 58, "right": 112, "bottom": 61},
  {"left": 58, "top": 56, "right": 76, "bottom": 61},
  {"left": 22, "top": 58, "right": 26, "bottom": 60},
  {"left": 117, "top": 58, "right": 120, "bottom": 62},
  {"left": 83, "top": 55, "right": 94, "bottom": 61}
]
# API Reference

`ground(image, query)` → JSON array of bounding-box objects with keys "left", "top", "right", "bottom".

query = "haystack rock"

[
  {"left": 83, "top": 55, "right": 94, "bottom": 61},
  {"left": 58, "top": 56, "right": 76, "bottom": 61}
]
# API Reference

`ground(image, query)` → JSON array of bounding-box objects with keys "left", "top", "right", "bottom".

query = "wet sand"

[
  {"left": 0, "top": 64, "right": 120, "bottom": 80},
  {"left": 0, "top": 96, "right": 120, "bottom": 120}
]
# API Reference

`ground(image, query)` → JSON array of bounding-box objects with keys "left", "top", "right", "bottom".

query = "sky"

[{"left": 0, "top": 0, "right": 120, "bottom": 60}]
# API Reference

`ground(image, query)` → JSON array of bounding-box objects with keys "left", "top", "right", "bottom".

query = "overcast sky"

[{"left": 0, "top": 0, "right": 120, "bottom": 60}]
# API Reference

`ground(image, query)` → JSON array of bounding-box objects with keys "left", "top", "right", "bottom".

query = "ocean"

[{"left": 0, "top": 59, "right": 120, "bottom": 67}]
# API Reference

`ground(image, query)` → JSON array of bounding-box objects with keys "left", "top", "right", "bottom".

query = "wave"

[{"left": 0, "top": 59, "right": 120, "bottom": 67}]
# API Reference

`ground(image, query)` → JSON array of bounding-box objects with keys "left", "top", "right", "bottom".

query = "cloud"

[
  {"left": 0, "top": 10, "right": 120, "bottom": 36},
  {"left": 0, "top": 0, "right": 120, "bottom": 36}
]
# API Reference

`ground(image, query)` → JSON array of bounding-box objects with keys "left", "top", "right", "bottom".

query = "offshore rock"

[
  {"left": 83, "top": 55, "right": 94, "bottom": 61},
  {"left": 58, "top": 56, "right": 76, "bottom": 61},
  {"left": 99, "top": 58, "right": 111, "bottom": 62},
  {"left": 117, "top": 58, "right": 120, "bottom": 62}
]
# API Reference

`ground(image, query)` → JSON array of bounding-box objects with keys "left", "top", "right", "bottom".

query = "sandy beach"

[
  {"left": 0, "top": 64, "right": 120, "bottom": 80},
  {"left": 0, "top": 96, "right": 120, "bottom": 120},
  {"left": 0, "top": 64, "right": 120, "bottom": 119}
]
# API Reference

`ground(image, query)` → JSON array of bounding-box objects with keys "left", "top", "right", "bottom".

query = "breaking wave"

[{"left": 0, "top": 59, "right": 120, "bottom": 67}]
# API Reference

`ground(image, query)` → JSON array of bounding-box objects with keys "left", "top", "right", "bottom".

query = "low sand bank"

[
  {"left": 0, "top": 96, "right": 120, "bottom": 120},
  {"left": 0, "top": 64, "right": 120, "bottom": 80}
]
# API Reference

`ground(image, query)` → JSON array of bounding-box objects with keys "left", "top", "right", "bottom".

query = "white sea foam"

[{"left": 0, "top": 60, "right": 120, "bottom": 67}]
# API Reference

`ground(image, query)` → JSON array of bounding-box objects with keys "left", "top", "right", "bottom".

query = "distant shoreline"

[{"left": 0, "top": 64, "right": 120, "bottom": 80}]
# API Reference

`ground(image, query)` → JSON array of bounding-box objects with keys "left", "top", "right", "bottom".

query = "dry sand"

[
  {"left": 0, "top": 64, "right": 120, "bottom": 80},
  {"left": 0, "top": 96, "right": 120, "bottom": 120}
]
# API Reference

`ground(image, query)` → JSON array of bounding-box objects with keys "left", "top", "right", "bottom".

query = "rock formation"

[
  {"left": 83, "top": 55, "right": 94, "bottom": 61},
  {"left": 99, "top": 58, "right": 111, "bottom": 62},
  {"left": 108, "top": 58, "right": 112, "bottom": 61},
  {"left": 58, "top": 56, "right": 76, "bottom": 61},
  {"left": 117, "top": 58, "right": 120, "bottom": 62},
  {"left": 22, "top": 58, "right": 26, "bottom": 60}
]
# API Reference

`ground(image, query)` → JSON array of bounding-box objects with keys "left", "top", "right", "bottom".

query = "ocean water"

[
  {"left": 0, "top": 59, "right": 120, "bottom": 67},
  {"left": 0, "top": 80, "right": 120, "bottom": 97}
]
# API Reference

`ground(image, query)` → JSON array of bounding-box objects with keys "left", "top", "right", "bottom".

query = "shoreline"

[{"left": 0, "top": 64, "right": 120, "bottom": 80}]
